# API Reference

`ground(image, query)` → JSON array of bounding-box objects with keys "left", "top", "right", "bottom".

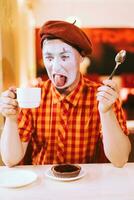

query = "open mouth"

[{"left": 53, "top": 74, "right": 67, "bottom": 87}]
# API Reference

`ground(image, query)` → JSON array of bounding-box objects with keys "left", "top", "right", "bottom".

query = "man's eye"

[
  {"left": 61, "top": 56, "right": 69, "bottom": 61},
  {"left": 45, "top": 57, "right": 53, "bottom": 61}
]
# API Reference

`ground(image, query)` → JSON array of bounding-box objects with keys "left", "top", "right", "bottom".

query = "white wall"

[{"left": 32, "top": 0, "right": 134, "bottom": 28}]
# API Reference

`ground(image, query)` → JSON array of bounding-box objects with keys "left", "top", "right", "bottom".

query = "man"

[{"left": 0, "top": 20, "right": 131, "bottom": 167}]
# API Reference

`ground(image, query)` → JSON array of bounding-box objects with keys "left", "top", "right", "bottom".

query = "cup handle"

[{"left": 14, "top": 92, "right": 17, "bottom": 99}]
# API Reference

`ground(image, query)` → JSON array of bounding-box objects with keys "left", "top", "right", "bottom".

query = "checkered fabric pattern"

[{"left": 18, "top": 75, "right": 128, "bottom": 164}]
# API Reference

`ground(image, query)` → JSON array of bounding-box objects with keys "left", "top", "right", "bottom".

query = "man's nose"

[{"left": 52, "top": 58, "right": 60, "bottom": 69}]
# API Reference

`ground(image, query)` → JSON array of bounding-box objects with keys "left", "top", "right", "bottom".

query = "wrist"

[
  {"left": 98, "top": 103, "right": 113, "bottom": 114},
  {"left": 6, "top": 115, "right": 18, "bottom": 123},
  {"left": 99, "top": 105, "right": 113, "bottom": 115},
  {"left": 99, "top": 108, "right": 115, "bottom": 120}
]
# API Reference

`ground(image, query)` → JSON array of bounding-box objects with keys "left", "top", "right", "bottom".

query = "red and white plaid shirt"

[{"left": 18, "top": 75, "right": 128, "bottom": 164}]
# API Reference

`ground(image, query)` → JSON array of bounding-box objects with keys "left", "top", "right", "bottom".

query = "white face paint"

[{"left": 42, "top": 39, "right": 83, "bottom": 91}]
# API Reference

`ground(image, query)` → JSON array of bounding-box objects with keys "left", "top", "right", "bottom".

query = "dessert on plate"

[{"left": 51, "top": 164, "right": 81, "bottom": 178}]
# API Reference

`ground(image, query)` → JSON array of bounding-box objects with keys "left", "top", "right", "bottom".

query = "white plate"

[
  {"left": 0, "top": 169, "right": 37, "bottom": 188},
  {"left": 45, "top": 168, "right": 86, "bottom": 182}
]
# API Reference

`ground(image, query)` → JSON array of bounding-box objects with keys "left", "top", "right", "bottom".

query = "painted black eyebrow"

[
  {"left": 44, "top": 52, "right": 53, "bottom": 55},
  {"left": 60, "top": 51, "right": 71, "bottom": 55}
]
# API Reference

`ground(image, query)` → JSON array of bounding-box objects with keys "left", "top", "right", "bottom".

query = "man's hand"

[
  {"left": 0, "top": 86, "right": 18, "bottom": 118},
  {"left": 97, "top": 79, "right": 119, "bottom": 113}
]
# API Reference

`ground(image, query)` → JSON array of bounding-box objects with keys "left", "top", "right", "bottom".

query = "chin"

[
  {"left": 52, "top": 80, "right": 71, "bottom": 89},
  {"left": 55, "top": 82, "right": 71, "bottom": 93},
  {"left": 56, "top": 84, "right": 69, "bottom": 89}
]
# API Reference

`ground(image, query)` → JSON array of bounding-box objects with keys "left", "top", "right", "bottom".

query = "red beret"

[{"left": 39, "top": 20, "right": 92, "bottom": 57}]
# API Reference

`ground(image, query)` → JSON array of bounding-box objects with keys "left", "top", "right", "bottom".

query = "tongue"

[{"left": 54, "top": 75, "right": 66, "bottom": 87}]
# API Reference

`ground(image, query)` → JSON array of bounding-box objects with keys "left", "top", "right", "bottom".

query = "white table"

[{"left": 0, "top": 163, "right": 134, "bottom": 200}]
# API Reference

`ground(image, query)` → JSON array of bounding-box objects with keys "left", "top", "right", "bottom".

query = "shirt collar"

[{"left": 51, "top": 75, "right": 85, "bottom": 106}]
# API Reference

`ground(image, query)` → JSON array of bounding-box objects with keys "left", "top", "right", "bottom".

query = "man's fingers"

[
  {"left": 0, "top": 103, "right": 17, "bottom": 109},
  {"left": 1, "top": 108, "right": 17, "bottom": 116},
  {"left": 102, "top": 79, "right": 118, "bottom": 91},
  {"left": 9, "top": 87, "right": 17, "bottom": 98},
  {"left": 0, "top": 87, "right": 18, "bottom": 118},
  {"left": 97, "top": 93, "right": 115, "bottom": 105},
  {"left": 97, "top": 87, "right": 119, "bottom": 99},
  {"left": 9, "top": 86, "right": 16, "bottom": 92},
  {"left": 0, "top": 96, "right": 18, "bottom": 106},
  {"left": 98, "top": 85, "right": 115, "bottom": 94},
  {"left": 2, "top": 89, "right": 16, "bottom": 99}
]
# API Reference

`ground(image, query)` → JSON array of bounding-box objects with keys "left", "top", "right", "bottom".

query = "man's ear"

[
  {"left": 80, "top": 55, "right": 84, "bottom": 63},
  {"left": 80, "top": 57, "right": 91, "bottom": 74}
]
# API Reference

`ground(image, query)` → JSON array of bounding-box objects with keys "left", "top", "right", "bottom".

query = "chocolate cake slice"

[{"left": 51, "top": 164, "right": 81, "bottom": 178}]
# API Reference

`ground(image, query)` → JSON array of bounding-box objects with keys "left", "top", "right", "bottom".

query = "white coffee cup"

[{"left": 16, "top": 87, "right": 41, "bottom": 108}]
